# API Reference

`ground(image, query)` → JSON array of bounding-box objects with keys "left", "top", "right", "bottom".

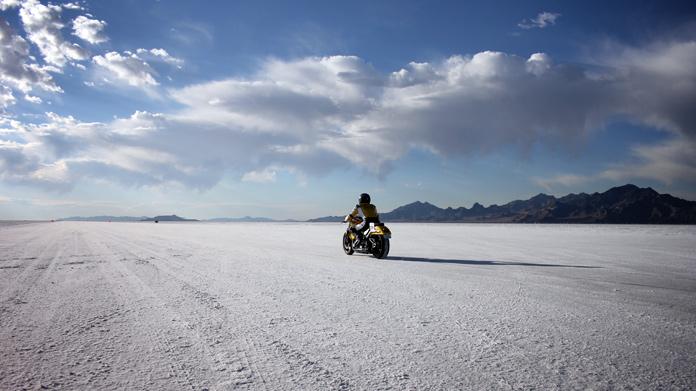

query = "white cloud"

[
  {"left": 0, "top": 18, "right": 62, "bottom": 95},
  {"left": 390, "top": 61, "right": 440, "bottom": 87},
  {"left": 241, "top": 168, "right": 277, "bottom": 183},
  {"left": 533, "top": 174, "right": 593, "bottom": 192},
  {"left": 135, "top": 48, "right": 184, "bottom": 71},
  {"left": 0, "top": 111, "right": 227, "bottom": 188},
  {"left": 169, "top": 22, "right": 214, "bottom": 46},
  {"left": 595, "top": 40, "right": 696, "bottom": 137},
  {"left": 0, "top": 86, "right": 16, "bottom": 108},
  {"left": 92, "top": 49, "right": 183, "bottom": 89},
  {"left": 321, "top": 50, "right": 615, "bottom": 170},
  {"left": 0, "top": 0, "right": 20, "bottom": 11},
  {"left": 24, "top": 94, "right": 42, "bottom": 104},
  {"left": 518, "top": 12, "right": 561, "bottom": 30},
  {"left": 0, "top": 138, "right": 42, "bottom": 185},
  {"left": 30, "top": 160, "right": 69, "bottom": 183},
  {"left": 72, "top": 15, "right": 107, "bottom": 44},
  {"left": 0, "top": 0, "right": 123, "bottom": 108},
  {"left": 110, "top": 110, "right": 163, "bottom": 135},
  {"left": 92, "top": 51, "right": 158, "bottom": 87},
  {"left": 136, "top": 48, "right": 183, "bottom": 67},
  {"left": 170, "top": 55, "right": 379, "bottom": 135},
  {"left": 2, "top": 38, "right": 696, "bottom": 190},
  {"left": 18, "top": 0, "right": 89, "bottom": 66},
  {"left": 600, "top": 138, "right": 696, "bottom": 185},
  {"left": 525, "top": 52, "right": 552, "bottom": 76},
  {"left": 533, "top": 137, "right": 696, "bottom": 192},
  {"left": 61, "top": 2, "right": 83, "bottom": 10}
]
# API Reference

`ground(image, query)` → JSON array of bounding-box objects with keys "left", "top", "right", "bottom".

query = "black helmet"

[{"left": 359, "top": 193, "right": 371, "bottom": 204}]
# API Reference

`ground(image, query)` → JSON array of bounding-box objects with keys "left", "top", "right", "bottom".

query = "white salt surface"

[{"left": 1, "top": 222, "right": 695, "bottom": 390}]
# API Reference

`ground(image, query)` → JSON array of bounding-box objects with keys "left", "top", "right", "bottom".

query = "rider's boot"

[{"left": 352, "top": 229, "right": 362, "bottom": 246}]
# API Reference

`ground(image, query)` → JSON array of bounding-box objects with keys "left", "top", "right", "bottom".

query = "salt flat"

[{"left": 1, "top": 221, "right": 695, "bottom": 390}]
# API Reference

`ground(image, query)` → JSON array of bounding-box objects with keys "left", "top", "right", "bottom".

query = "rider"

[{"left": 349, "top": 193, "right": 381, "bottom": 245}]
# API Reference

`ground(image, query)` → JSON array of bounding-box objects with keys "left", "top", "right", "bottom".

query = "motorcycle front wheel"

[{"left": 342, "top": 232, "right": 354, "bottom": 255}]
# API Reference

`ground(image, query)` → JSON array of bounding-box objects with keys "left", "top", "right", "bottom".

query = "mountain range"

[
  {"left": 58, "top": 185, "right": 696, "bottom": 224},
  {"left": 141, "top": 215, "right": 198, "bottom": 222},
  {"left": 59, "top": 215, "right": 294, "bottom": 223},
  {"left": 309, "top": 184, "right": 696, "bottom": 224},
  {"left": 206, "top": 216, "right": 298, "bottom": 222},
  {"left": 59, "top": 215, "right": 148, "bottom": 222},
  {"left": 59, "top": 215, "right": 198, "bottom": 222}
]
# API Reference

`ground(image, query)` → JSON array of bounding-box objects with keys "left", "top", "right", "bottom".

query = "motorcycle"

[{"left": 342, "top": 215, "right": 391, "bottom": 259}]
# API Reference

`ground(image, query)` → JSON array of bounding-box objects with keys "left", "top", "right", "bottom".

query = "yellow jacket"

[{"left": 350, "top": 203, "right": 379, "bottom": 220}]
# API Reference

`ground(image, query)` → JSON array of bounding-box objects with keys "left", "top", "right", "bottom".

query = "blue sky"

[{"left": 1, "top": 0, "right": 695, "bottom": 220}]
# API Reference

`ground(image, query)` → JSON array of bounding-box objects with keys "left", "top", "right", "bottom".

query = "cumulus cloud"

[
  {"left": 61, "top": 2, "right": 82, "bottom": 10},
  {"left": 601, "top": 138, "right": 696, "bottom": 185},
  {"left": 172, "top": 55, "right": 379, "bottom": 129},
  {"left": 92, "top": 51, "right": 159, "bottom": 87},
  {"left": 136, "top": 48, "right": 182, "bottom": 67},
  {"left": 0, "top": 138, "right": 44, "bottom": 185},
  {"left": 1, "top": 2, "right": 184, "bottom": 109},
  {"left": 518, "top": 12, "right": 561, "bottom": 29},
  {"left": 72, "top": 15, "right": 107, "bottom": 44},
  {"left": 525, "top": 52, "right": 552, "bottom": 76},
  {"left": 533, "top": 174, "right": 594, "bottom": 192},
  {"left": 242, "top": 168, "right": 277, "bottom": 183},
  {"left": 18, "top": 0, "right": 89, "bottom": 66},
  {"left": 0, "top": 0, "right": 20, "bottom": 10},
  {"left": 0, "top": 86, "right": 16, "bottom": 108},
  {"left": 596, "top": 40, "right": 696, "bottom": 138},
  {"left": 24, "top": 94, "right": 42, "bottom": 104},
  {"left": 0, "top": 18, "right": 62, "bottom": 95},
  {"left": 0, "top": 112, "right": 216, "bottom": 188},
  {"left": 328, "top": 51, "right": 615, "bottom": 169},
  {"left": 0, "top": 0, "right": 150, "bottom": 110},
  {"left": 390, "top": 61, "right": 440, "bottom": 87},
  {"left": 0, "top": 3, "right": 114, "bottom": 109},
  {"left": 2, "top": 38, "right": 696, "bottom": 190},
  {"left": 534, "top": 137, "right": 696, "bottom": 192},
  {"left": 92, "top": 49, "right": 183, "bottom": 88}
]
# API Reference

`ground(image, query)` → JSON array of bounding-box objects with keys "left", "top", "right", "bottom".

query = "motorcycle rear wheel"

[
  {"left": 372, "top": 236, "right": 390, "bottom": 259},
  {"left": 342, "top": 232, "right": 354, "bottom": 255}
]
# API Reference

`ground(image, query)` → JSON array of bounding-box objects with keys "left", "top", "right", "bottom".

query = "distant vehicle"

[{"left": 342, "top": 215, "right": 391, "bottom": 258}]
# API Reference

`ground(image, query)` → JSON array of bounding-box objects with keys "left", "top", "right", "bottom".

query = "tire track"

[
  {"left": 84, "top": 230, "right": 209, "bottom": 390},
  {"left": 97, "top": 229, "right": 275, "bottom": 390},
  {"left": 101, "top": 225, "right": 354, "bottom": 390},
  {"left": 0, "top": 225, "right": 64, "bottom": 326},
  {"left": 0, "top": 226, "right": 96, "bottom": 389}
]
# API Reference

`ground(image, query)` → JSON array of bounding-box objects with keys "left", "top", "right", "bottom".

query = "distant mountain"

[
  {"left": 206, "top": 216, "right": 298, "bottom": 222},
  {"left": 307, "top": 215, "right": 344, "bottom": 223},
  {"left": 59, "top": 216, "right": 147, "bottom": 222},
  {"left": 309, "top": 185, "right": 696, "bottom": 224},
  {"left": 60, "top": 215, "right": 297, "bottom": 223},
  {"left": 207, "top": 216, "right": 274, "bottom": 222},
  {"left": 141, "top": 215, "right": 198, "bottom": 222},
  {"left": 62, "top": 215, "right": 198, "bottom": 222}
]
